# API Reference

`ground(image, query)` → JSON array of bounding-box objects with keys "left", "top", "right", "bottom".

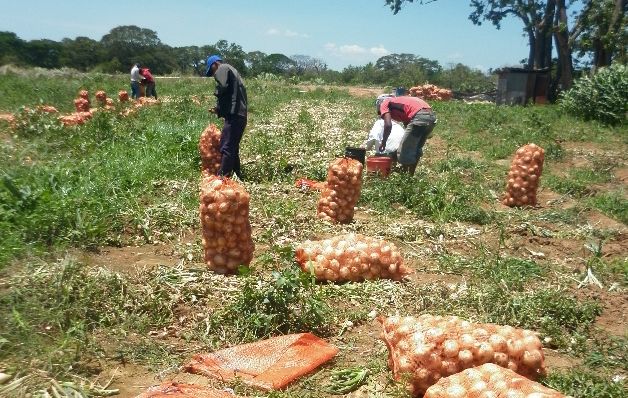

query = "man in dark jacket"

[{"left": 205, "top": 54, "right": 248, "bottom": 179}]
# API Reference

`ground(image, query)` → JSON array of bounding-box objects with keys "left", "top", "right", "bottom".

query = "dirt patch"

[
  {"left": 586, "top": 210, "right": 626, "bottom": 231},
  {"left": 297, "top": 84, "right": 386, "bottom": 99},
  {"left": 80, "top": 245, "right": 177, "bottom": 275},
  {"left": 543, "top": 349, "right": 581, "bottom": 370}
]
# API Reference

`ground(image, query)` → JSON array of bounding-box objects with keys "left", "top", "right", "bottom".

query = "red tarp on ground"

[
  {"left": 184, "top": 333, "right": 339, "bottom": 390},
  {"left": 134, "top": 382, "right": 240, "bottom": 398}
]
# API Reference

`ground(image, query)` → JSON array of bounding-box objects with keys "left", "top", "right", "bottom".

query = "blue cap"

[{"left": 205, "top": 55, "right": 223, "bottom": 76}]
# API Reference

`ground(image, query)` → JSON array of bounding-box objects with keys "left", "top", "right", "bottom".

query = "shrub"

[{"left": 559, "top": 64, "right": 628, "bottom": 126}]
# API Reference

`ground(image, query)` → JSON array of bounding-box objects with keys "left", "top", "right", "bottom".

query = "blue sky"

[{"left": 0, "top": 0, "right": 530, "bottom": 71}]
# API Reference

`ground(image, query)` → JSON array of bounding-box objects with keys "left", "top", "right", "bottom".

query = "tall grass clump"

[{"left": 560, "top": 64, "right": 628, "bottom": 126}]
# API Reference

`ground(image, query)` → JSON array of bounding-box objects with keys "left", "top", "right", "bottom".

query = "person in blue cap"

[{"left": 205, "top": 54, "right": 248, "bottom": 179}]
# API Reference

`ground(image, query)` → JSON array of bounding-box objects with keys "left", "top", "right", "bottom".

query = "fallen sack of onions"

[
  {"left": 380, "top": 314, "right": 546, "bottom": 397},
  {"left": 199, "top": 124, "right": 222, "bottom": 175},
  {"left": 295, "top": 233, "right": 410, "bottom": 282},
  {"left": 424, "top": 363, "right": 566, "bottom": 398},
  {"left": 199, "top": 175, "right": 254, "bottom": 274},
  {"left": 317, "top": 158, "right": 363, "bottom": 223},
  {"left": 503, "top": 143, "right": 545, "bottom": 207}
]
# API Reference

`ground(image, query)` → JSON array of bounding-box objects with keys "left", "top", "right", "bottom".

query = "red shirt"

[
  {"left": 140, "top": 68, "right": 154, "bottom": 83},
  {"left": 380, "top": 96, "right": 431, "bottom": 124}
]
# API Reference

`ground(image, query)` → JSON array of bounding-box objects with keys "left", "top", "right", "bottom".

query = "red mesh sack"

[
  {"left": 73, "top": 98, "right": 90, "bottom": 112},
  {"left": 199, "top": 124, "right": 222, "bottom": 175},
  {"left": 95, "top": 90, "right": 107, "bottom": 106},
  {"left": 503, "top": 143, "right": 545, "bottom": 207},
  {"left": 118, "top": 90, "right": 129, "bottom": 102},
  {"left": 380, "top": 314, "right": 546, "bottom": 396},
  {"left": 134, "top": 382, "right": 241, "bottom": 398},
  {"left": 200, "top": 175, "right": 254, "bottom": 274},
  {"left": 424, "top": 363, "right": 566, "bottom": 398},
  {"left": 317, "top": 158, "right": 363, "bottom": 223},
  {"left": 185, "top": 333, "right": 338, "bottom": 391},
  {"left": 295, "top": 233, "right": 411, "bottom": 282}
]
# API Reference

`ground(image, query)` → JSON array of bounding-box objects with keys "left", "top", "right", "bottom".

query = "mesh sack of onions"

[
  {"left": 502, "top": 143, "right": 545, "bottom": 207},
  {"left": 380, "top": 314, "right": 546, "bottom": 397},
  {"left": 295, "top": 233, "right": 410, "bottom": 282},
  {"left": 78, "top": 90, "right": 90, "bottom": 102},
  {"left": 118, "top": 91, "right": 129, "bottom": 102},
  {"left": 199, "top": 124, "right": 222, "bottom": 175},
  {"left": 73, "top": 98, "right": 90, "bottom": 112},
  {"left": 95, "top": 90, "right": 107, "bottom": 106},
  {"left": 199, "top": 175, "right": 254, "bottom": 274},
  {"left": 317, "top": 158, "right": 363, "bottom": 223},
  {"left": 424, "top": 363, "right": 566, "bottom": 398}
]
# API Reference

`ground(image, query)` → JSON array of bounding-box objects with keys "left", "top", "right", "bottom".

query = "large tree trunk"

[{"left": 554, "top": 0, "right": 574, "bottom": 90}]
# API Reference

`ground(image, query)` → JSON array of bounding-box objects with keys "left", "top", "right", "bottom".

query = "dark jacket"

[{"left": 213, "top": 63, "right": 247, "bottom": 118}]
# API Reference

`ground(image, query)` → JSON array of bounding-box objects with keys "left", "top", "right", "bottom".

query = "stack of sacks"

[
  {"left": 295, "top": 233, "right": 411, "bottom": 282},
  {"left": 424, "top": 363, "right": 566, "bottom": 398},
  {"left": 380, "top": 314, "right": 546, "bottom": 396},
  {"left": 199, "top": 124, "right": 222, "bottom": 175},
  {"left": 317, "top": 158, "right": 363, "bottom": 223},
  {"left": 199, "top": 176, "right": 254, "bottom": 274},
  {"left": 502, "top": 143, "right": 545, "bottom": 207}
]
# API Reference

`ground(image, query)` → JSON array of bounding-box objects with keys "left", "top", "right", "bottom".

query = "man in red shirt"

[
  {"left": 376, "top": 95, "right": 436, "bottom": 175},
  {"left": 140, "top": 67, "right": 157, "bottom": 99}
]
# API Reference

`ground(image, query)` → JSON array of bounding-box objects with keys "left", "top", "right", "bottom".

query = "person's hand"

[{"left": 378, "top": 142, "right": 386, "bottom": 152}]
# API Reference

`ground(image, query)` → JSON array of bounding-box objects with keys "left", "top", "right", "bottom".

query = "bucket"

[
  {"left": 345, "top": 147, "right": 366, "bottom": 165},
  {"left": 366, "top": 156, "right": 392, "bottom": 177}
]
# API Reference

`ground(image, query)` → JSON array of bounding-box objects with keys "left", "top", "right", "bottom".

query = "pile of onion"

[
  {"left": 503, "top": 143, "right": 545, "bottom": 207},
  {"left": 95, "top": 90, "right": 107, "bottom": 106},
  {"left": 380, "top": 314, "right": 546, "bottom": 396},
  {"left": 199, "top": 124, "right": 222, "bottom": 175},
  {"left": 317, "top": 158, "right": 363, "bottom": 223},
  {"left": 58, "top": 111, "right": 91, "bottom": 126},
  {"left": 118, "top": 91, "right": 129, "bottom": 102},
  {"left": 199, "top": 175, "right": 254, "bottom": 274},
  {"left": 424, "top": 363, "right": 566, "bottom": 398},
  {"left": 295, "top": 233, "right": 410, "bottom": 282},
  {"left": 73, "top": 98, "right": 90, "bottom": 112}
]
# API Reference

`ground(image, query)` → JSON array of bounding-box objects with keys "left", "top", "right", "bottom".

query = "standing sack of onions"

[
  {"left": 317, "top": 158, "right": 363, "bottom": 223},
  {"left": 295, "top": 233, "right": 411, "bottom": 282},
  {"left": 118, "top": 91, "right": 129, "bottom": 102},
  {"left": 424, "top": 363, "right": 566, "bottom": 398},
  {"left": 199, "top": 124, "right": 222, "bottom": 176},
  {"left": 199, "top": 175, "right": 254, "bottom": 274},
  {"left": 380, "top": 314, "right": 546, "bottom": 397},
  {"left": 95, "top": 90, "right": 107, "bottom": 106},
  {"left": 503, "top": 143, "right": 545, "bottom": 207}
]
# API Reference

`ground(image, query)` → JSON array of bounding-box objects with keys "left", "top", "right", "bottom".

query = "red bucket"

[{"left": 366, "top": 156, "right": 392, "bottom": 177}]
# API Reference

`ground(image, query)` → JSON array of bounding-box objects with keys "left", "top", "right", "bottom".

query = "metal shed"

[{"left": 496, "top": 67, "right": 550, "bottom": 105}]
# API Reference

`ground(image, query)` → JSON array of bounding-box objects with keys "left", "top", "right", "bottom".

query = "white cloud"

[
  {"left": 370, "top": 45, "right": 389, "bottom": 57},
  {"left": 446, "top": 52, "right": 463, "bottom": 61},
  {"left": 266, "top": 27, "right": 309, "bottom": 38}
]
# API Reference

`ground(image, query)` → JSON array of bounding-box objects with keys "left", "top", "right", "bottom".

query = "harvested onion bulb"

[
  {"left": 199, "top": 124, "right": 222, "bottom": 175},
  {"left": 379, "top": 314, "right": 547, "bottom": 396},
  {"left": 317, "top": 158, "right": 363, "bottom": 223},
  {"left": 424, "top": 363, "right": 566, "bottom": 398},
  {"left": 199, "top": 175, "right": 254, "bottom": 274},
  {"left": 502, "top": 143, "right": 545, "bottom": 207},
  {"left": 295, "top": 233, "right": 410, "bottom": 282}
]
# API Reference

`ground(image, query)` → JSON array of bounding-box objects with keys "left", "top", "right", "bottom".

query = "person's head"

[
  {"left": 205, "top": 54, "right": 223, "bottom": 77},
  {"left": 135, "top": 63, "right": 140, "bottom": 68},
  {"left": 375, "top": 94, "right": 393, "bottom": 116}
]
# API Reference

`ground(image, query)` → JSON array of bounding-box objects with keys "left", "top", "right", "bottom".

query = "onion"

[
  {"left": 442, "top": 339, "right": 459, "bottom": 358},
  {"left": 522, "top": 350, "right": 543, "bottom": 368},
  {"left": 508, "top": 339, "right": 525, "bottom": 358},
  {"left": 489, "top": 334, "right": 508, "bottom": 352},
  {"left": 446, "top": 385, "right": 467, "bottom": 398}
]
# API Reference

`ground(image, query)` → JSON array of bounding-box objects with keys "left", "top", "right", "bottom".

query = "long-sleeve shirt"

[{"left": 213, "top": 63, "right": 247, "bottom": 118}]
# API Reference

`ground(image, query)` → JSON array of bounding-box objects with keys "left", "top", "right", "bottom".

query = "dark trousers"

[{"left": 219, "top": 115, "right": 247, "bottom": 178}]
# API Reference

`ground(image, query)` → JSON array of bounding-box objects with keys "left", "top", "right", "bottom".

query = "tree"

[
  {"left": 574, "top": 0, "right": 627, "bottom": 69},
  {"left": 23, "top": 39, "right": 62, "bottom": 69},
  {"left": 59, "top": 37, "right": 104, "bottom": 71},
  {"left": 100, "top": 25, "right": 163, "bottom": 70},
  {"left": 290, "top": 55, "right": 327, "bottom": 75}
]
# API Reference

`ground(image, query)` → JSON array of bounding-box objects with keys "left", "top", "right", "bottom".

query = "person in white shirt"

[{"left": 130, "top": 63, "right": 141, "bottom": 99}]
